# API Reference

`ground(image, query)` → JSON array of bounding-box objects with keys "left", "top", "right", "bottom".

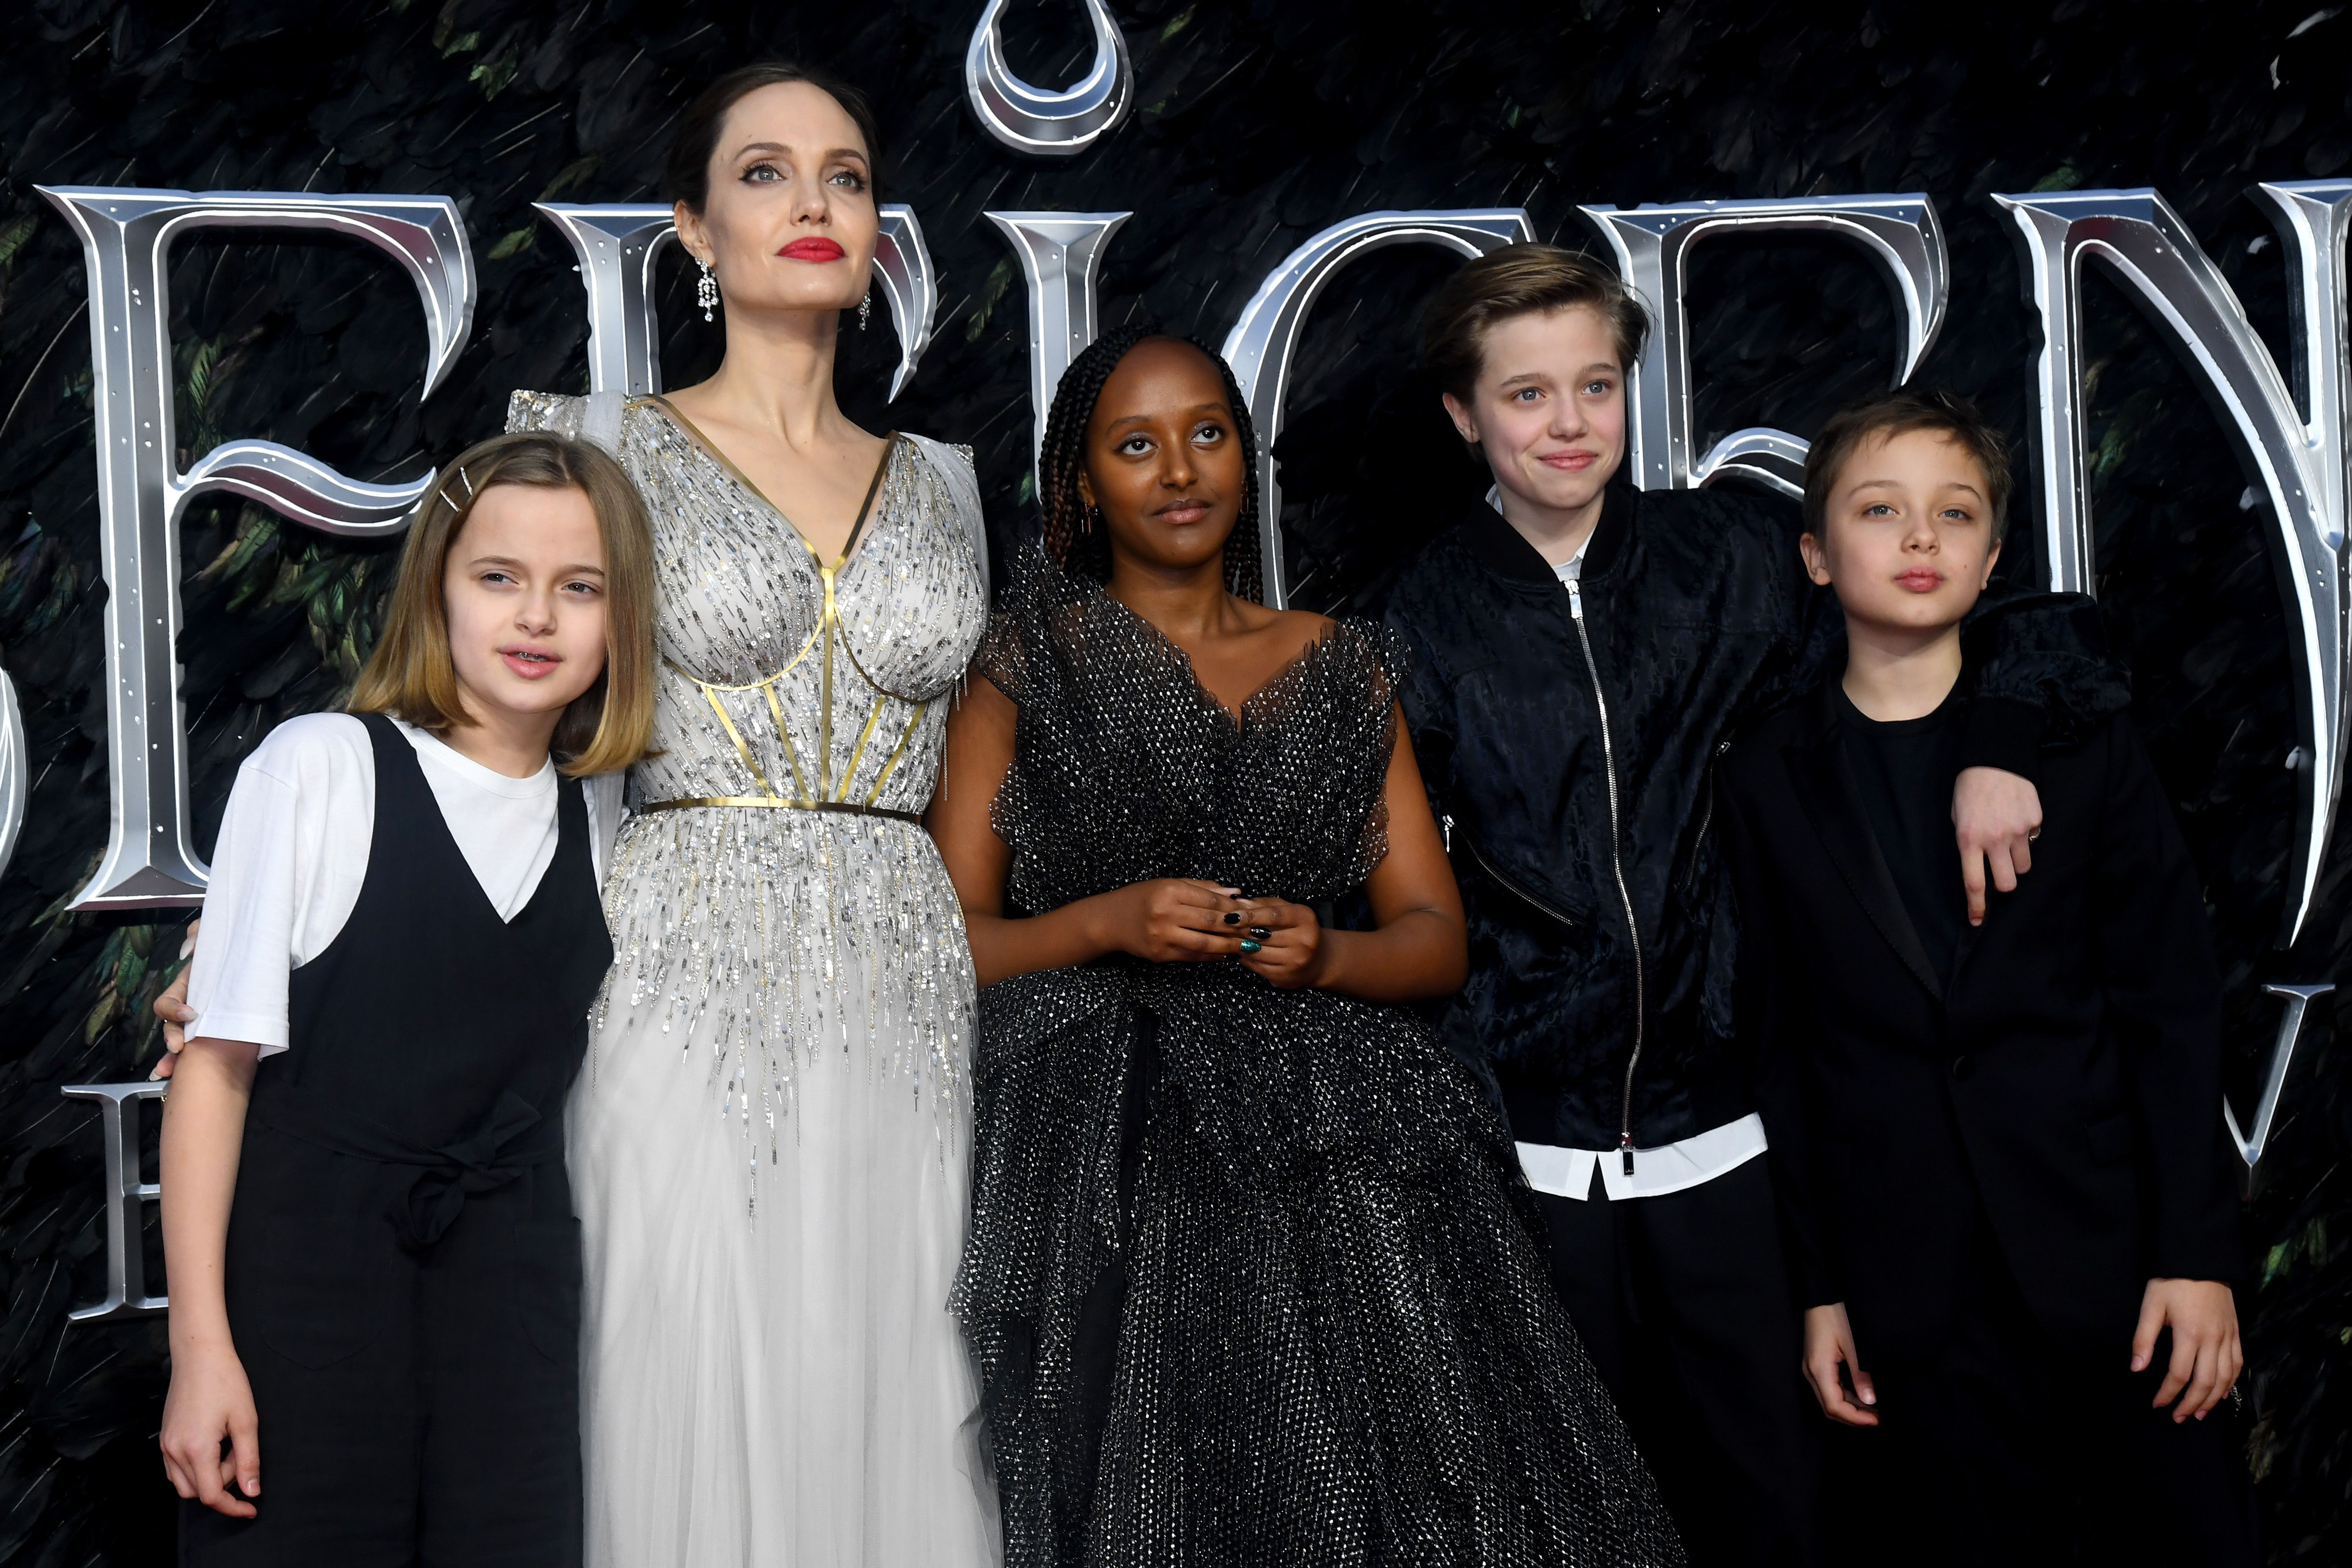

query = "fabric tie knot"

[{"left": 394, "top": 1091, "right": 544, "bottom": 1250}]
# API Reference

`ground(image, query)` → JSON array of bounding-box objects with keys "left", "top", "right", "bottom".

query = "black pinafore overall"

[{"left": 184, "top": 715, "right": 612, "bottom": 1568}]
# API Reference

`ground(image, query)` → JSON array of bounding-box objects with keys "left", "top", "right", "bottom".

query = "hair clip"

[{"left": 436, "top": 463, "right": 475, "bottom": 515}]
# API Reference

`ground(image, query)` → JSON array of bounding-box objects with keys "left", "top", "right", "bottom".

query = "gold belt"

[{"left": 638, "top": 797, "right": 923, "bottom": 825}]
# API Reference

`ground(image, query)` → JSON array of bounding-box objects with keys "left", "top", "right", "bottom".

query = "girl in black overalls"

[{"left": 157, "top": 431, "right": 656, "bottom": 1566}]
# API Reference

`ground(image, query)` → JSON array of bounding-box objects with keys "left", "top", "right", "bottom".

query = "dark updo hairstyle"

[
  {"left": 665, "top": 62, "right": 884, "bottom": 212},
  {"left": 1419, "top": 242, "right": 1649, "bottom": 404},
  {"left": 1039, "top": 323, "right": 1265, "bottom": 604}
]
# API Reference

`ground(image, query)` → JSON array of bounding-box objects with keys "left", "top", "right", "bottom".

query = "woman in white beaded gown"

[{"left": 510, "top": 64, "right": 997, "bottom": 1566}]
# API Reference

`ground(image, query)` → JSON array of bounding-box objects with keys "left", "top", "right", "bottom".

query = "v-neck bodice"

[
  {"left": 979, "top": 544, "right": 1402, "bottom": 912},
  {"left": 509, "top": 390, "right": 987, "bottom": 814},
  {"left": 643, "top": 396, "right": 896, "bottom": 574}
]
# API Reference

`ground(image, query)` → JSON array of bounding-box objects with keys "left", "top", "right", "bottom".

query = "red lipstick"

[{"left": 779, "top": 237, "right": 846, "bottom": 263}]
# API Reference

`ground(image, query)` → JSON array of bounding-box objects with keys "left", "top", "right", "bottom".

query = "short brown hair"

[
  {"left": 1420, "top": 242, "right": 1650, "bottom": 402},
  {"left": 349, "top": 432, "right": 657, "bottom": 777},
  {"left": 1803, "top": 388, "right": 2014, "bottom": 544},
  {"left": 666, "top": 62, "right": 883, "bottom": 212}
]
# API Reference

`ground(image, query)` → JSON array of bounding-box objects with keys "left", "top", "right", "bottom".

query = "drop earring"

[
  {"left": 859, "top": 290, "right": 872, "bottom": 331},
  {"left": 697, "top": 258, "right": 718, "bottom": 323},
  {"left": 1083, "top": 503, "right": 1101, "bottom": 534}
]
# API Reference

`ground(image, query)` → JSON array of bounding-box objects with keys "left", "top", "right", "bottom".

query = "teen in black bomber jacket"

[{"left": 1382, "top": 245, "right": 2126, "bottom": 1568}]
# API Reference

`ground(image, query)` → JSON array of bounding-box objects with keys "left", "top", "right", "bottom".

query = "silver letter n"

[{"left": 1996, "top": 184, "right": 2352, "bottom": 947}]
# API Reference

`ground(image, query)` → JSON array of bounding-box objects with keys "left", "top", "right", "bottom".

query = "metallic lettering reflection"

[
  {"left": 964, "top": 0, "right": 1134, "bottom": 157},
  {"left": 986, "top": 210, "right": 1132, "bottom": 473},
  {"left": 1220, "top": 209, "right": 1534, "bottom": 607},
  {"left": 1580, "top": 194, "right": 1950, "bottom": 498},
  {"left": 1996, "top": 183, "right": 2352, "bottom": 949},
  {"left": 34, "top": 187, "right": 477, "bottom": 911},
  {"left": 61, "top": 1080, "right": 168, "bottom": 1322}
]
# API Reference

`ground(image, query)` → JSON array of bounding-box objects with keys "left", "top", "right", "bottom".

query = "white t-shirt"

[{"left": 184, "top": 714, "right": 619, "bottom": 1057}]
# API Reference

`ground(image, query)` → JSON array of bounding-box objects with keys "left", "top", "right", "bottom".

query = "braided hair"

[{"left": 1037, "top": 323, "right": 1266, "bottom": 604}]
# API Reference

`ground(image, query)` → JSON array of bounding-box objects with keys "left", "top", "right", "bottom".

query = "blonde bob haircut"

[{"left": 349, "top": 431, "right": 656, "bottom": 777}]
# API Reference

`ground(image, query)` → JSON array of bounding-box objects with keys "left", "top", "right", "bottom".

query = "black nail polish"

[
  {"left": 1223, "top": 911, "right": 1241, "bottom": 925},
  {"left": 1248, "top": 926, "right": 1270, "bottom": 941}
]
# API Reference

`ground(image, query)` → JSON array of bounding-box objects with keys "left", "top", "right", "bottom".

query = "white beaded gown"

[{"left": 508, "top": 391, "right": 998, "bottom": 1567}]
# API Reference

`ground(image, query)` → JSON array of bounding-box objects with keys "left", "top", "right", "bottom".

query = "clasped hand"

[{"left": 1101, "top": 878, "right": 1325, "bottom": 988}]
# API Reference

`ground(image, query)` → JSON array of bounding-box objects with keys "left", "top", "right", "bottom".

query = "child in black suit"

[{"left": 1718, "top": 390, "right": 2256, "bottom": 1566}]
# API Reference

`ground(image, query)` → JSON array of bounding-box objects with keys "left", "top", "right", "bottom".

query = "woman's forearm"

[
  {"left": 964, "top": 896, "right": 1118, "bottom": 988},
  {"left": 159, "top": 1039, "right": 259, "bottom": 1352},
  {"left": 1312, "top": 908, "right": 1466, "bottom": 1005}
]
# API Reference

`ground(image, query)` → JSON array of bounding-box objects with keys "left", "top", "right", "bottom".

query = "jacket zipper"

[
  {"left": 1444, "top": 817, "right": 1584, "bottom": 933},
  {"left": 1565, "top": 578, "right": 1646, "bottom": 1175},
  {"left": 1677, "top": 741, "right": 1730, "bottom": 894}
]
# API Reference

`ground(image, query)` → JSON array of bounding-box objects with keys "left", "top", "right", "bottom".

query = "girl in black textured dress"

[{"left": 929, "top": 327, "right": 1683, "bottom": 1568}]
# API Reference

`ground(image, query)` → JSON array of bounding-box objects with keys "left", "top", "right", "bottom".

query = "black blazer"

[{"left": 1718, "top": 679, "right": 2243, "bottom": 1364}]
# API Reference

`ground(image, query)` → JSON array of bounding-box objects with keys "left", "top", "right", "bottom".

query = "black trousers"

[
  {"left": 1537, "top": 1155, "right": 1821, "bottom": 1568},
  {"left": 181, "top": 1135, "right": 582, "bottom": 1568},
  {"left": 1857, "top": 1223, "right": 2259, "bottom": 1568}
]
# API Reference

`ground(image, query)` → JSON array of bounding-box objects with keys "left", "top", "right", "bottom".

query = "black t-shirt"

[{"left": 1837, "top": 682, "right": 1969, "bottom": 982}]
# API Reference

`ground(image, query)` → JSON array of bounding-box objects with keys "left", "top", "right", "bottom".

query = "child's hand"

[
  {"left": 2133, "top": 1277, "right": 2241, "bottom": 1422},
  {"left": 1802, "top": 1302, "right": 1878, "bottom": 1427},
  {"left": 1234, "top": 898, "right": 1325, "bottom": 990},
  {"left": 150, "top": 918, "right": 201, "bottom": 1078},
  {"left": 160, "top": 1338, "right": 260, "bottom": 1518},
  {"left": 1953, "top": 767, "right": 2042, "bottom": 925}
]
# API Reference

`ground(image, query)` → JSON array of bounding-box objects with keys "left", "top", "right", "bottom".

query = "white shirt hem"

[{"left": 1516, "top": 1112, "right": 1770, "bottom": 1202}]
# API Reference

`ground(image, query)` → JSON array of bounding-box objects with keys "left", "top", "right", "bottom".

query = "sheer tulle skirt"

[{"left": 570, "top": 811, "right": 998, "bottom": 1567}]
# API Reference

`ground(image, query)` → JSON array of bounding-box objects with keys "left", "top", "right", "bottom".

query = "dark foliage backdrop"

[{"left": 4, "top": 0, "right": 2352, "bottom": 1560}]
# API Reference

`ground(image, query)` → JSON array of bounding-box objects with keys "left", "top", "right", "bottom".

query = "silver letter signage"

[
  {"left": 987, "top": 211, "right": 1132, "bottom": 471},
  {"left": 1995, "top": 183, "right": 2352, "bottom": 947},
  {"left": 964, "top": 0, "right": 1133, "bottom": 157},
  {"left": 535, "top": 204, "right": 673, "bottom": 398},
  {"left": 1221, "top": 209, "right": 1535, "bottom": 607},
  {"left": 1581, "top": 195, "right": 1951, "bottom": 497},
  {"left": 2228, "top": 983, "right": 2335, "bottom": 1175},
  {"left": 62, "top": 1080, "right": 168, "bottom": 1321},
  {"left": 536, "top": 203, "right": 939, "bottom": 401},
  {"left": 35, "top": 188, "right": 477, "bottom": 910},
  {"left": 0, "top": 665, "right": 22, "bottom": 884}
]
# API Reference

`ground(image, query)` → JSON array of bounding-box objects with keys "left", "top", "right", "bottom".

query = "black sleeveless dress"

[{"left": 953, "top": 549, "right": 1683, "bottom": 1568}]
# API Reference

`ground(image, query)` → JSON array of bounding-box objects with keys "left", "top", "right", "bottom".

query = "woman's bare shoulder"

[{"left": 1259, "top": 606, "right": 1337, "bottom": 653}]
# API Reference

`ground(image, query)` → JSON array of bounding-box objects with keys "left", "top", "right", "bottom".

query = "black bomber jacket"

[{"left": 1383, "top": 482, "right": 2128, "bottom": 1157}]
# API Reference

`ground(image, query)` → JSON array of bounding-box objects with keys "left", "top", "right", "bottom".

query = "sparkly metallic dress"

[
  {"left": 508, "top": 392, "right": 998, "bottom": 1568},
  {"left": 955, "top": 548, "right": 1684, "bottom": 1568}
]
